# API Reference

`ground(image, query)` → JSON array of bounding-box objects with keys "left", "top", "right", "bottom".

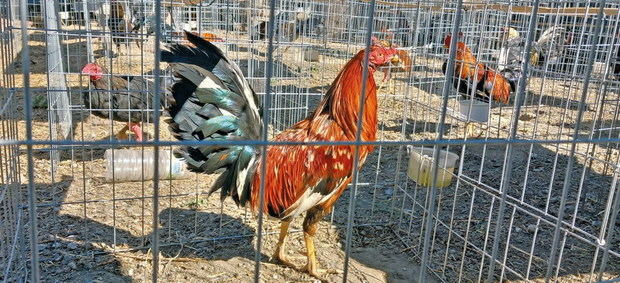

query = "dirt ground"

[{"left": 3, "top": 24, "right": 620, "bottom": 282}]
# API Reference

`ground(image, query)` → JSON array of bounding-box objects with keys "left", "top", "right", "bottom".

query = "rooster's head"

[
  {"left": 368, "top": 36, "right": 398, "bottom": 68},
  {"left": 443, "top": 32, "right": 464, "bottom": 48},
  {"left": 81, "top": 63, "right": 104, "bottom": 81}
]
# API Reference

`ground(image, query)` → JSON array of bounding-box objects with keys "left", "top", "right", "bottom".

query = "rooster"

[
  {"left": 374, "top": 30, "right": 410, "bottom": 94},
  {"left": 253, "top": 7, "right": 325, "bottom": 41},
  {"left": 81, "top": 63, "right": 161, "bottom": 141},
  {"left": 105, "top": 1, "right": 141, "bottom": 54},
  {"left": 498, "top": 26, "right": 572, "bottom": 72},
  {"left": 442, "top": 33, "right": 516, "bottom": 104},
  {"left": 442, "top": 33, "right": 516, "bottom": 137},
  {"left": 162, "top": 32, "right": 397, "bottom": 278},
  {"left": 376, "top": 30, "right": 412, "bottom": 72}
]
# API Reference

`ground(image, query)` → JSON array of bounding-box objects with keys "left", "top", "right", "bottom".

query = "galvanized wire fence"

[
  {"left": 0, "top": 1, "right": 27, "bottom": 279},
  {"left": 1, "top": 0, "right": 620, "bottom": 282}
]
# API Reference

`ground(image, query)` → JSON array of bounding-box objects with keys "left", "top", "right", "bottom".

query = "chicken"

[
  {"left": 498, "top": 26, "right": 571, "bottom": 72},
  {"left": 162, "top": 32, "right": 397, "bottom": 278},
  {"left": 106, "top": 1, "right": 136, "bottom": 54},
  {"left": 442, "top": 33, "right": 516, "bottom": 137},
  {"left": 130, "top": 11, "right": 174, "bottom": 43},
  {"left": 80, "top": 63, "right": 161, "bottom": 141},
  {"left": 442, "top": 33, "right": 515, "bottom": 104},
  {"left": 252, "top": 8, "right": 325, "bottom": 41},
  {"left": 376, "top": 30, "right": 412, "bottom": 72},
  {"left": 374, "top": 31, "right": 411, "bottom": 94}
]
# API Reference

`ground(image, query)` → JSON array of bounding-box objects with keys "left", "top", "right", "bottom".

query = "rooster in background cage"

[
  {"left": 253, "top": 7, "right": 325, "bottom": 41},
  {"left": 374, "top": 29, "right": 412, "bottom": 94},
  {"left": 130, "top": 7, "right": 176, "bottom": 43},
  {"left": 97, "top": 0, "right": 143, "bottom": 55},
  {"left": 498, "top": 25, "right": 572, "bottom": 73},
  {"left": 442, "top": 33, "right": 517, "bottom": 137},
  {"left": 80, "top": 62, "right": 165, "bottom": 141},
  {"left": 442, "top": 32, "right": 516, "bottom": 104},
  {"left": 162, "top": 32, "right": 397, "bottom": 278}
]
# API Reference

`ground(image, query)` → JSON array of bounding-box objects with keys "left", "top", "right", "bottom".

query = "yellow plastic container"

[{"left": 407, "top": 146, "right": 459, "bottom": 188}]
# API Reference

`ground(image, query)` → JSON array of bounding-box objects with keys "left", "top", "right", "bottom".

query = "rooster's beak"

[{"left": 390, "top": 55, "right": 400, "bottom": 65}]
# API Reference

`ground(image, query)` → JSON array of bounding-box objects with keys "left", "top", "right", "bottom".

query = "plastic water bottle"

[{"left": 105, "top": 149, "right": 187, "bottom": 182}]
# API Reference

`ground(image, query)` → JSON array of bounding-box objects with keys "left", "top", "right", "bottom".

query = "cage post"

[
  {"left": 150, "top": 0, "right": 164, "bottom": 281},
  {"left": 342, "top": 0, "right": 376, "bottom": 281},
  {"left": 19, "top": 0, "right": 40, "bottom": 280},
  {"left": 596, "top": 158, "right": 620, "bottom": 280},
  {"left": 42, "top": 0, "right": 72, "bottom": 179},
  {"left": 81, "top": 0, "right": 94, "bottom": 63},
  {"left": 545, "top": 1, "right": 607, "bottom": 279},
  {"left": 418, "top": 1, "right": 464, "bottom": 282},
  {"left": 485, "top": 1, "right": 541, "bottom": 281},
  {"left": 253, "top": 0, "right": 277, "bottom": 280}
]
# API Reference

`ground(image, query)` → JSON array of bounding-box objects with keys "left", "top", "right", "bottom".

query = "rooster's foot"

[
  {"left": 116, "top": 129, "right": 129, "bottom": 140},
  {"left": 304, "top": 264, "right": 341, "bottom": 281},
  {"left": 273, "top": 253, "right": 303, "bottom": 269}
]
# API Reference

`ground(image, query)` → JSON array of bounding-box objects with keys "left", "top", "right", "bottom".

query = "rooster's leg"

[
  {"left": 116, "top": 124, "right": 130, "bottom": 140},
  {"left": 388, "top": 77, "right": 396, "bottom": 94},
  {"left": 273, "top": 220, "right": 295, "bottom": 267},
  {"left": 465, "top": 122, "right": 473, "bottom": 138},
  {"left": 129, "top": 123, "right": 144, "bottom": 142},
  {"left": 465, "top": 122, "right": 483, "bottom": 138},
  {"left": 302, "top": 208, "right": 341, "bottom": 279}
]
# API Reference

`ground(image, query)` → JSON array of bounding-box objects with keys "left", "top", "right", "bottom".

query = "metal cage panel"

[{"left": 1, "top": 0, "right": 620, "bottom": 282}]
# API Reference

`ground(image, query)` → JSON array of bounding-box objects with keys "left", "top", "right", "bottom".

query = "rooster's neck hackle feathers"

[{"left": 312, "top": 50, "right": 378, "bottom": 140}]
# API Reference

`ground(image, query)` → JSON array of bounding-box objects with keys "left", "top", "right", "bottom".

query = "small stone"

[
  {"left": 68, "top": 261, "right": 77, "bottom": 270},
  {"left": 52, "top": 242, "right": 62, "bottom": 248},
  {"left": 515, "top": 227, "right": 523, "bottom": 233},
  {"left": 67, "top": 242, "right": 78, "bottom": 250},
  {"left": 526, "top": 224, "right": 537, "bottom": 233},
  {"left": 273, "top": 274, "right": 278, "bottom": 279}
]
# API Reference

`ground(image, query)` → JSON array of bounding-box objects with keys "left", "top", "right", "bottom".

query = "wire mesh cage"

[
  {"left": 1, "top": 0, "right": 620, "bottom": 282},
  {"left": 1, "top": 0, "right": 28, "bottom": 281}
]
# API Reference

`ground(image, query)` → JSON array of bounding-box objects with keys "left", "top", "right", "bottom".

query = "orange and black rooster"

[
  {"left": 442, "top": 33, "right": 516, "bottom": 104},
  {"left": 162, "top": 32, "right": 397, "bottom": 278}
]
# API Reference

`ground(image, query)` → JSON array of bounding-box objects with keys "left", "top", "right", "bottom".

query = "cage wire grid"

[{"left": 1, "top": 0, "right": 620, "bottom": 282}]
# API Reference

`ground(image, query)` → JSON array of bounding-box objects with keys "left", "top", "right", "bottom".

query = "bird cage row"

[
  {"left": 381, "top": 1, "right": 620, "bottom": 281},
  {"left": 1, "top": 1, "right": 28, "bottom": 281}
]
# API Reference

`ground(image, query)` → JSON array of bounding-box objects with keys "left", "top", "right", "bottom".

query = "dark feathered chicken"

[
  {"left": 81, "top": 63, "right": 160, "bottom": 141},
  {"left": 253, "top": 9, "right": 325, "bottom": 41},
  {"left": 107, "top": 1, "right": 137, "bottom": 53}
]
